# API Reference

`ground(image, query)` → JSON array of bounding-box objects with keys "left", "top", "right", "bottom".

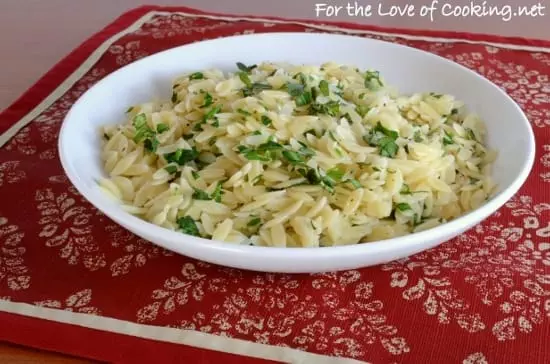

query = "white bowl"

[{"left": 59, "top": 33, "right": 535, "bottom": 273}]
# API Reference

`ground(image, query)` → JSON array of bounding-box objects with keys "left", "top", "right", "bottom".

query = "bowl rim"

[{"left": 58, "top": 31, "right": 536, "bottom": 259}]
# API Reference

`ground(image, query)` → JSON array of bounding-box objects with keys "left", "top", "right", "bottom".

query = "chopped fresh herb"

[
  {"left": 203, "top": 105, "right": 222, "bottom": 122},
  {"left": 466, "top": 129, "right": 476, "bottom": 141},
  {"left": 243, "top": 150, "right": 271, "bottom": 161},
  {"left": 242, "top": 80, "right": 272, "bottom": 97},
  {"left": 294, "top": 72, "right": 308, "bottom": 85},
  {"left": 395, "top": 203, "right": 411, "bottom": 212},
  {"left": 297, "top": 144, "right": 315, "bottom": 157},
  {"left": 126, "top": 106, "right": 134, "bottom": 113},
  {"left": 237, "top": 108, "right": 251, "bottom": 116},
  {"left": 306, "top": 168, "right": 321, "bottom": 184},
  {"left": 208, "top": 137, "right": 217, "bottom": 146},
  {"left": 328, "top": 130, "right": 337, "bottom": 141},
  {"left": 192, "top": 188, "right": 211, "bottom": 200},
  {"left": 286, "top": 82, "right": 305, "bottom": 97},
  {"left": 261, "top": 115, "right": 272, "bottom": 126},
  {"left": 311, "top": 100, "right": 340, "bottom": 116},
  {"left": 238, "top": 72, "right": 252, "bottom": 87},
  {"left": 143, "top": 137, "right": 160, "bottom": 152},
  {"left": 211, "top": 182, "right": 223, "bottom": 202},
  {"left": 257, "top": 140, "right": 284, "bottom": 152},
  {"left": 379, "top": 140, "right": 399, "bottom": 158},
  {"left": 400, "top": 184, "right": 411, "bottom": 194},
  {"left": 247, "top": 217, "right": 262, "bottom": 227},
  {"left": 252, "top": 130, "right": 262, "bottom": 135},
  {"left": 189, "top": 72, "right": 204, "bottom": 80},
  {"left": 326, "top": 167, "right": 345, "bottom": 182},
  {"left": 165, "top": 165, "right": 178, "bottom": 174},
  {"left": 156, "top": 123, "right": 170, "bottom": 133},
  {"left": 164, "top": 148, "right": 199, "bottom": 165},
  {"left": 182, "top": 134, "right": 194, "bottom": 140},
  {"left": 193, "top": 122, "right": 205, "bottom": 132},
  {"left": 132, "top": 113, "right": 149, "bottom": 142},
  {"left": 201, "top": 92, "right": 213, "bottom": 108},
  {"left": 236, "top": 62, "right": 257, "bottom": 73},
  {"left": 443, "top": 131, "right": 454, "bottom": 145},
  {"left": 365, "top": 122, "right": 399, "bottom": 158},
  {"left": 358, "top": 93, "right": 365, "bottom": 99},
  {"left": 364, "top": 70, "right": 383, "bottom": 90},
  {"left": 413, "top": 130, "right": 424, "bottom": 142},
  {"left": 282, "top": 150, "right": 305, "bottom": 165},
  {"left": 295, "top": 91, "right": 313, "bottom": 106},
  {"left": 191, "top": 171, "right": 200, "bottom": 180},
  {"left": 319, "top": 80, "right": 329, "bottom": 96},
  {"left": 211, "top": 119, "right": 220, "bottom": 127},
  {"left": 176, "top": 216, "right": 200, "bottom": 236},
  {"left": 356, "top": 105, "right": 370, "bottom": 117},
  {"left": 348, "top": 179, "right": 362, "bottom": 189},
  {"left": 320, "top": 174, "right": 336, "bottom": 193}
]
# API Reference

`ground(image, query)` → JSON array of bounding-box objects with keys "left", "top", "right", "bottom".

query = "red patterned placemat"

[{"left": 1, "top": 5, "right": 549, "bottom": 364}]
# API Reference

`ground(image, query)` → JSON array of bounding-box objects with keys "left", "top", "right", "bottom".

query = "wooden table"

[{"left": 0, "top": 342, "right": 95, "bottom": 363}]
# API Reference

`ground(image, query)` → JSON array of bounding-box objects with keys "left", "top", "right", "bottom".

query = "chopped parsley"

[
  {"left": 261, "top": 115, "right": 272, "bottom": 126},
  {"left": 319, "top": 80, "right": 330, "bottom": 96},
  {"left": 356, "top": 105, "right": 370, "bottom": 118},
  {"left": 177, "top": 216, "right": 200, "bottom": 237},
  {"left": 348, "top": 178, "right": 362, "bottom": 189},
  {"left": 126, "top": 106, "right": 134, "bottom": 113},
  {"left": 192, "top": 188, "right": 212, "bottom": 200},
  {"left": 395, "top": 203, "right": 412, "bottom": 212},
  {"left": 189, "top": 72, "right": 204, "bottom": 80},
  {"left": 211, "top": 182, "right": 223, "bottom": 203},
  {"left": 191, "top": 171, "right": 200, "bottom": 180},
  {"left": 365, "top": 122, "right": 399, "bottom": 158},
  {"left": 364, "top": 70, "right": 383, "bottom": 90},
  {"left": 201, "top": 92, "right": 213, "bottom": 108},
  {"left": 287, "top": 82, "right": 305, "bottom": 97},
  {"left": 163, "top": 148, "right": 199, "bottom": 165},
  {"left": 156, "top": 123, "right": 169, "bottom": 133},
  {"left": 326, "top": 167, "right": 345, "bottom": 182},
  {"left": 466, "top": 129, "right": 476, "bottom": 141},
  {"left": 413, "top": 130, "right": 424, "bottom": 143},
  {"left": 311, "top": 100, "right": 340, "bottom": 116},
  {"left": 132, "top": 113, "right": 159, "bottom": 152},
  {"left": 282, "top": 150, "right": 305, "bottom": 165},
  {"left": 400, "top": 184, "right": 411, "bottom": 194},
  {"left": 443, "top": 131, "right": 454, "bottom": 145},
  {"left": 236, "top": 62, "right": 257, "bottom": 73},
  {"left": 247, "top": 217, "right": 262, "bottom": 227},
  {"left": 237, "top": 108, "right": 251, "bottom": 116},
  {"left": 164, "top": 165, "right": 178, "bottom": 174}
]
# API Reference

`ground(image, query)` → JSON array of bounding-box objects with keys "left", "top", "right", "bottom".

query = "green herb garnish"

[
  {"left": 443, "top": 131, "right": 454, "bottom": 145},
  {"left": 164, "top": 148, "right": 199, "bottom": 165},
  {"left": 319, "top": 80, "right": 330, "bottom": 96},
  {"left": 247, "top": 217, "right": 262, "bottom": 227},
  {"left": 395, "top": 203, "right": 411, "bottom": 212},
  {"left": 261, "top": 115, "right": 272, "bottom": 126},
  {"left": 237, "top": 62, "right": 257, "bottom": 73},
  {"left": 189, "top": 72, "right": 204, "bottom": 80},
  {"left": 282, "top": 150, "right": 305, "bottom": 165},
  {"left": 201, "top": 92, "right": 213, "bottom": 108},
  {"left": 164, "top": 165, "right": 178, "bottom": 174},
  {"left": 192, "top": 188, "right": 212, "bottom": 200},
  {"left": 326, "top": 167, "right": 345, "bottom": 182},
  {"left": 364, "top": 70, "right": 383, "bottom": 90},
  {"left": 177, "top": 216, "right": 200, "bottom": 236},
  {"left": 156, "top": 123, "right": 169, "bottom": 133}
]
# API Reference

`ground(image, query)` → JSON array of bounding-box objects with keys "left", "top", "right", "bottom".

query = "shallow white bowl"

[{"left": 59, "top": 32, "right": 535, "bottom": 273}]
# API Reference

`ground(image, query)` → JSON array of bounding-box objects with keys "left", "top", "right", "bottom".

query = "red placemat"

[{"left": 1, "top": 5, "right": 549, "bottom": 364}]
